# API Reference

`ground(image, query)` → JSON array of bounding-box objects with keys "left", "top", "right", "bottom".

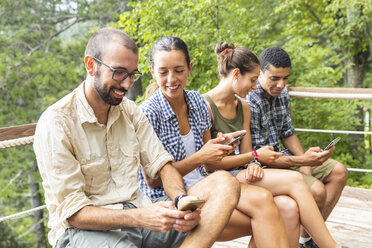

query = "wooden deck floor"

[{"left": 212, "top": 186, "right": 372, "bottom": 248}]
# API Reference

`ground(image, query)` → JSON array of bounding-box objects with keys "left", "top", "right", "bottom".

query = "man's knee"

[
  {"left": 310, "top": 180, "right": 326, "bottom": 207},
  {"left": 194, "top": 170, "right": 240, "bottom": 201},
  {"left": 211, "top": 170, "right": 240, "bottom": 193},
  {"left": 324, "top": 162, "right": 348, "bottom": 185}
]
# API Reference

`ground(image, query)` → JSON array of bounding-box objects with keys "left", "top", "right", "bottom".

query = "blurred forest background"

[{"left": 0, "top": 0, "right": 371, "bottom": 247}]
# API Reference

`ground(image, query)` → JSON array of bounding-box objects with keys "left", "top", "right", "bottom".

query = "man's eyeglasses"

[{"left": 93, "top": 57, "right": 142, "bottom": 82}]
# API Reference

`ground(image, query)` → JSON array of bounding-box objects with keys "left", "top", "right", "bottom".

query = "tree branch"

[
  {"left": 44, "top": 17, "right": 86, "bottom": 54},
  {"left": 27, "top": 17, "right": 86, "bottom": 56},
  {"left": 303, "top": 2, "right": 323, "bottom": 26}
]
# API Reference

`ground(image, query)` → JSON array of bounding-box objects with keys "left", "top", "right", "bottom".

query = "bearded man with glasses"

[{"left": 33, "top": 27, "right": 240, "bottom": 248}]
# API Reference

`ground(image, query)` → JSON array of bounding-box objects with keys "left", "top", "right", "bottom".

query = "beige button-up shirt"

[{"left": 33, "top": 83, "right": 174, "bottom": 246}]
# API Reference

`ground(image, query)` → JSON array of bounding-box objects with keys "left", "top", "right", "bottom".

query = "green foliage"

[{"left": 116, "top": 0, "right": 276, "bottom": 93}]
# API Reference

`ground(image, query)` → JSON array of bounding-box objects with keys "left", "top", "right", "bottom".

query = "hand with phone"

[
  {"left": 178, "top": 199, "right": 205, "bottom": 211},
  {"left": 173, "top": 196, "right": 202, "bottom": 232},
  {"left": 197, "top": 136, "right": 234, "bottom": 164},
  {"left": 302, "top": 145, "right": 335, "bottom": 166},
  {"left": 227, "top": 133, "right": 246, "bottom": 146}
]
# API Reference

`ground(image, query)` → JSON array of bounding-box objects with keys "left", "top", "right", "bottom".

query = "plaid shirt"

[
  {"left": 138, "top": 88, "right": 212, "bottom": 199},
  {"left": 245, "top": 82, "right": 295, "bottom": 152}
]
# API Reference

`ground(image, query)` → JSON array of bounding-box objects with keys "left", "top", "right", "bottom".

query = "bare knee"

[
  {"left": 286, "top": 171, "right": 310, "bottom": 193},
  {"left": 324, "top": 162, "right": 348, "bottom": 186},
  {"left": 274, "top": 196, "right": 299, "bottom": 222},
  {"left": 241, "top": 185, "right": 275, "bottom": 210},
  {"left": 310, "top": 180, "right": 326, "bottom": 208},
  {"left": 205, "top": 170, "right": 240, "bottom": 201}
]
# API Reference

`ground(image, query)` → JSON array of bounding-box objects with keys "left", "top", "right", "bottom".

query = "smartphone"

[
  {"left": 281, "top": 148, "right": 289, "bottom": 153},
  {"left": 227, "top": 133, "right": 246, "bottom": 146},
  {"left": 178, "top": 200, "right": 205, "bottom": 211},
  {"left": 324, "top": 137, "right": 341, "bottom": 151}
]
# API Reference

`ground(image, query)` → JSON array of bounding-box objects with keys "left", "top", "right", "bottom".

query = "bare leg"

[
  {"left": 238, "top": 195, "right": 299, "bottom": 248},
  {"left": 274, "top": 195, "right": 300, "bottom": 248},
  {"left": 321, "top": 162, "right": 348, "bottom": 220},
  {"left": 300, "top": 180, "right": 326, "bottom": 239},
  {"left": 236, "top": 169, "right": 338, "bottom": 248},
  {"left": 181, "top": 171, "right": 240, "bottom": 248},
  {"left": 301, "top": 162, "right": 348, "bottom": 239},
  {"left": 217, "top": 183, "right": 289, "bottom": 248}
]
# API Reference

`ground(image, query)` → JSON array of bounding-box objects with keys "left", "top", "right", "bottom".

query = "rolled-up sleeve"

[{"left": 34, "top": 114, "right": 92, "bottom": 224}]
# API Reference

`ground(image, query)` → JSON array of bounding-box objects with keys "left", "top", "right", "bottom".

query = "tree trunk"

[
  {"left": 28, "top": 160, "right": 47, "bottom": 248},
  {"left": 343, "top": 5, "right": 366, "bottom": 163}
]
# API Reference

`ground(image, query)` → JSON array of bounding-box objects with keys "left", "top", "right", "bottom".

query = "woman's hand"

[{"left": 245, "top": 163, "right": 264, "bottom": 183}]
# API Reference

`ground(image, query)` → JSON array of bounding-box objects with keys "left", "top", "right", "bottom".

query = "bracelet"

[
  {"left": 174, "top": 194, "right": 187, "bottom": 209},
  {"left": 247, "top": 158, "right": 262, "bottom": 168},
  {"left": 252, "top": 149, "right": 258, "bottom": 159}
]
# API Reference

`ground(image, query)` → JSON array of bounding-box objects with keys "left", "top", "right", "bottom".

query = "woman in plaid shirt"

[{"left": 139, "top": 36, "right": 290, "bottom": 247}]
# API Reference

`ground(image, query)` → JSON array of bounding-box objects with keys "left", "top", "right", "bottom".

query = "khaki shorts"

[{"left": 290, "top": 159, "right": 337, "bottom": 186}]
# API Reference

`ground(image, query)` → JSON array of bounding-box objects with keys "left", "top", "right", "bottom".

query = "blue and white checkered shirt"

[
  {"left": 138, "top": 88, "right": 212, "bottom": 199},
  {"left": 245, "top": 82, "right": 295, "bottom": 152}
]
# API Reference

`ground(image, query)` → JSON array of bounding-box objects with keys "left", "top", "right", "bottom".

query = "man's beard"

[{"left": 94, "top": 71, "right": 127, "bottom": 106}]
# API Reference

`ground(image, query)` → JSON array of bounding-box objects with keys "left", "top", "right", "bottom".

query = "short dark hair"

[
  {"left": 259, "top": 47, "right": 291, "bottom": 72},
  {"left": 150, "top": 36, "right": 190, "bottom": 67},
  {"left": 85, "top": 27, "right": 138, "bottom": 60},
  {"left": 215, "top": 41, "right": 259, "bottom": 78}
]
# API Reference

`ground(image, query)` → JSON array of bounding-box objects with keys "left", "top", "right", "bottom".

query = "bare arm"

[
  {"left": 144, "top": 133, "right": 233, "bottom": 188},
  {"left": 204, "top": 102, "right": 281, "bottom": 171},
  {"left": 68, "top": 201, "right": 193, "bottom": 232},
  {"left": 159, "top": 163, "right": 187, "bottom": 200},
  {"left": 261, "top": 134, "right": 334, "bottom": 169},
  {"left": 282, "top": 134, "right": 311, "bottom": 174},
  {"left": 68, "top": 164, "right": 190, "bottom": 232}
]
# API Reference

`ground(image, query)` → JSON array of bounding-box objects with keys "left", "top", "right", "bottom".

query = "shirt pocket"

[
  {"left": 80, "top": 157, "right": 109, "bottom": 195},
  {"left": 115, "top": 146, "right": 139, "bottom": 188}
]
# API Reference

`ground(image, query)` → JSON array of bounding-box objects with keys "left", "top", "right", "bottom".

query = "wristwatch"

[{"left": 174, "top": 194, "right": 187, "bottom": 209}]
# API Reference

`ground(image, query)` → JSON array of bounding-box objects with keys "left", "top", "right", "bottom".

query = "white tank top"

[{"left": 181, "top": 130, "right": 204, "bottom": 189}]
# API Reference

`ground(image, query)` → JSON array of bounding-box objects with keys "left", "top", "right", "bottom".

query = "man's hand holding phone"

[{"left": 173, "top": 195, "right": 203, "bottom": 232}]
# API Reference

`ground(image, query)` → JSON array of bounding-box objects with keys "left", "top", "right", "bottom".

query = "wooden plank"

[
  {"left": 0, "top": 123, "right": 36, "bottom": 142},
  {"left": 213, "top": 187, "right": 372, "bottom": 248}
]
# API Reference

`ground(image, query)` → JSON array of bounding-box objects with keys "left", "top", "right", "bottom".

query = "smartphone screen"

[
  {"left": 227, "top": 133, "right": 246, "bottom": 146},
  {"left": 324, "top": 137, "right": 341, "bottom": 151}
]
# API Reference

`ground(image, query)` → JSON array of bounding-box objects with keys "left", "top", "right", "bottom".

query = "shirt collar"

[
  {"left": 76, "top": 81, "right": 121, "bottom": 125},
  {"left": 76, "top": 82, "right": 97, "bottom": 124},
  {"left": 154, "top": 88, "right": 196, "bottom": 120},
  {"left": 184, "top": 91, "right": 198, "bottom": 115}
]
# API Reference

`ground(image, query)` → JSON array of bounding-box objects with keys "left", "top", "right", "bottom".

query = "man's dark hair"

[
  {"left": 259, "top": 47, "right": 291, "bottom": 72},
  {"left": 85, "top": 27, "right": 138, "bottom": 60}
]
